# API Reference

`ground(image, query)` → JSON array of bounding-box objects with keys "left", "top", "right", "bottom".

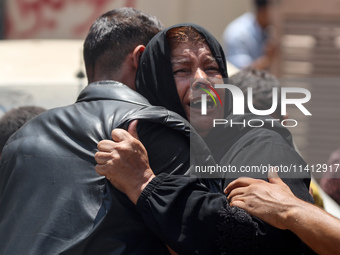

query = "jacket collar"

[{"left": 76, "top": 80, "right": 150, "bottom": 106}]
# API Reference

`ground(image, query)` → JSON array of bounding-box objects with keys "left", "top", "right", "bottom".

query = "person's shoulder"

[
  {"left": 226, "top": 12, "right": 255, "bottom": 33},
  {"left": 81, "top": 80, "right": 151, "bottom": 107},
  {"left": 223, "top": 12, "right": 255, "bottom": 45},
  {"left": 248, "top": 126, "right": 291, "bottom": 143},
  {"left": 227, "top": 127, "right": 303, "bottom": 166}
]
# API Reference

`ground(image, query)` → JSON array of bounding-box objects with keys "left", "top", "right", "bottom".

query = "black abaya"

[{"left": 135, "top": 23, "right": 315, "bottom": 255}]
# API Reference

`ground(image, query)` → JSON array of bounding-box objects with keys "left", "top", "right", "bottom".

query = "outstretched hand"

[
  {"left": 224, "top": 170, "right": 299, "bottom": 230},
  {"left": 95, "top": 120, "right": 156, "bottom": 204}
]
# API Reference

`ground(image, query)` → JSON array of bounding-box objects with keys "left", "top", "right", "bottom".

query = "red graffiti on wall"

[{"left": 5, "top": 0, "right": 136, "bottom": 39}]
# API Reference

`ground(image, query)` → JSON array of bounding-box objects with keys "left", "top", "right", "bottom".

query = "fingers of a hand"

[
  {"left": 95, "top": 164, "right": 110, "bottom": 177},
  {"left": 227, "top": 186, "right": 247, "bottom": 201},
  {"left": 111, "top": 128, "right": 135, "bottom": 143},
  {"left": 224, "top": 177, "right": 258, "bottom": 194},
  {"left": 268, "top": 167, "right": 285, "bottom": 185},
  {"left": 128, "top": 120, "right": 139, "bottom": 140},
  {"left": 229, "top": 200, "right": 247, "bottom": 210},
  {"left": 95, "top": 151, "right": 114, "bottom": 165},
  {"left": 228, "top": 193, "right": 247, "bottom": 207},
  {"left": 97, "top": 140, "right": 116, "bottom": 152}
]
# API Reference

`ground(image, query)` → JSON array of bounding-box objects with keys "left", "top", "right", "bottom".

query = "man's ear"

[{"left": 132, "top": 45, "right": 145, "bottom": 69}]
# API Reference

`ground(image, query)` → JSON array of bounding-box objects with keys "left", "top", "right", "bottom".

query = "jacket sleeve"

[{"left": 136, "top": 173, "right": 258, "bottom": 255}]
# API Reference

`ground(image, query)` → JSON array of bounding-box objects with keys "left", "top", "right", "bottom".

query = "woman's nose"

[
  {"left": 194, "top": 68, "right": 207, "bottom": 79},
  {"left": 192, "top": 81, "right": 207, "bottom": 90},
  {"left": 192, "top": 69, "right": 209, "bottom": 90}
]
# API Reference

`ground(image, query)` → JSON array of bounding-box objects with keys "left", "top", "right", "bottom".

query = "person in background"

[
  {"left": 222, "top": 0, "right": 277, "bottom": 70},
  {"left": 0, "top": 106, "right": 45, "bottom": 158},
  {"left": 229, "top": 68, "right": 284, "bottom": 120}
]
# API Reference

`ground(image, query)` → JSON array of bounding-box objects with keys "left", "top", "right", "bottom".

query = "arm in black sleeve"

[
  {"left": 137, "top": 121, "right": 191, "bottom": 176},
  {"left": 132, "top": 121, "right": 312, "bottom": 254},
  {"left": 136, "top": 173, "right": 258, "bottom": 255}
]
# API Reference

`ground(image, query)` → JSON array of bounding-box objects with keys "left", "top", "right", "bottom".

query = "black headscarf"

[{"left": 136, "top": 23, "right": 231, "bottom": 120}]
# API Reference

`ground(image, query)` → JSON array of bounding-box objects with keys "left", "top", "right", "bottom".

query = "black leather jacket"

[{"left": 0, "top": 81, "right": 201, "bottom": 255}]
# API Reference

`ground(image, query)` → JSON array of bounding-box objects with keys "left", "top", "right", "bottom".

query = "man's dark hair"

[
  {"left": 0, "top": 106, "right": 46, "bottom": 154},
  {"left": 254, "top": 0, "right": 270, "bottom": 9},
  {"left": 229, "top": 68, "right": 281, "bottom": 117},
  {"left": 83, "top": 7, "right": 163, "bottom": 77}
]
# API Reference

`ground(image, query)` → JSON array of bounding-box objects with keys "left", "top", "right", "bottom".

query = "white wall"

[{"left": 5, "top": 0, "right": 252, "bottom": 42}]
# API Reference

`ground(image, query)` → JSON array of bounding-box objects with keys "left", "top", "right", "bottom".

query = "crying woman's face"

[{"left": 171, "top": 41, "right": 225, "bottom": 138}]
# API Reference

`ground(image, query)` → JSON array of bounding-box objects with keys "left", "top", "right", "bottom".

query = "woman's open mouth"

[{"left": 190, "top": 97, "right": 215, "bottom": 109}]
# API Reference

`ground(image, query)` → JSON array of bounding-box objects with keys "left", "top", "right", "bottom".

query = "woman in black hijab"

[
  {"left": 136, "top": 23, "right": 235, "bottom": 164},
  {"left": 131, "top": 24, "right": 315, "bottom": 254},
  {"left": 96, "top": 24, "right": 315, "bottom": 254},
  {"left": 136, "top": 23, "right": 230, "bottom": 133},
  {"left": 136, "top": 23, "right": 311, "bottom": 186}
]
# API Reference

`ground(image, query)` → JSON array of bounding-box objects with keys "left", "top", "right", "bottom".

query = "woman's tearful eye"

[
  {"left": 205, "top": 66, "right": 221, "bottom": 75},
  {"left": 174, "top": 69, "right": 190, "bottom": 76}
]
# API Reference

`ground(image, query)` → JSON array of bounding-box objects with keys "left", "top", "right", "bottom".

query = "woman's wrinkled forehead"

[
  {"left": 170, "top": 42, "right": 217, "bottom": 67},
  {"left": 166, "top": 26, "right": 206, "bottom": 51}
]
